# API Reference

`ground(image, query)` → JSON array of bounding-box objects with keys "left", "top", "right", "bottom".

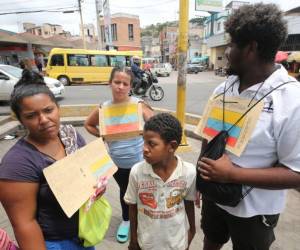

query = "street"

[{"left": 0, "top": 71, "right": 224, "bottom": 115}]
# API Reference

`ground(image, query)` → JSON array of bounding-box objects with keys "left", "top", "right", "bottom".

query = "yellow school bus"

[{"left": 45, "top": 48, "right": 143, "bottom": 85}]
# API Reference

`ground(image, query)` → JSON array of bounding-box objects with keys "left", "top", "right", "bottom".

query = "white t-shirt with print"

[
  {"left": 212, "top": 65, "right": 300, "bottom": 217},
  {"left": 124, "top": 156, "right": 196, "bottom": 250}
]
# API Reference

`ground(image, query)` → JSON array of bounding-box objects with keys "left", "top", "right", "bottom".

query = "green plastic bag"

[{"left": 79, "top": 197, "right": 112, "bottom": 247}]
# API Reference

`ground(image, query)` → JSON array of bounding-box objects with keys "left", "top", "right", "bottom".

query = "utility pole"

[
  {"left": 78, "top": 0, "right": 86, "bottom": 49},
  {"left": 95, "top": 0, "right": 103, "bottom": 50},
  {"left": 176, "top": 0, "right": 189, "bottom": 146}
]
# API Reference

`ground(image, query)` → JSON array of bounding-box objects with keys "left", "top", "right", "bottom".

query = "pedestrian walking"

[
  {"left": 84, "top": 66, "right": 153, "bottom": 243},
  {"left": 196, "top": 3, "right": 300, "bottom": 250}
]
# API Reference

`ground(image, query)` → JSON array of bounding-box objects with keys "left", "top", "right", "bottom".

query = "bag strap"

[
  {"left": 227, "top": 80, "right": 296, "bottom": 133},
  {"left": 223, "top": 80, "right": 296, "bottom": 200}
]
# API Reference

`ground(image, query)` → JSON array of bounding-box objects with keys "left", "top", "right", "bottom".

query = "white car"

[
  {"left": 151, "top": 63, "right": 172, "bottom": 77},
  {"left": 0, "top": 65, "right": 64, "bottom": 101}
]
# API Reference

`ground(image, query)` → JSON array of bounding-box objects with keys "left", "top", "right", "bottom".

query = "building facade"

[
  {"left": 141, "top": 36, "right": 161, "bottom": 61},
  {"left": 160, "top": 26, "right": 177, "bottom": 64},
  {"left": 188, "top": 22, "right": 205, "bottom": 61},
  {"left": 281, "top": 7, "right": 300, "bottom": 51},
  {"left": 100, "top": 13, "right": 141, "bottom": 51},
  {"left": 80, "top": 23, "right": 96, "bottom": 43},
  {"left": 23, "top": 23, "right": 65, "bottom": 38},
  {"left": 203, "top": 1, "right": 249, "bottom": 69}
]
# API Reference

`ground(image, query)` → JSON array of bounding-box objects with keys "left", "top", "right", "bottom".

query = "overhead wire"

[
  {"left": 1, "top": 4, "right": 77, "bottom": 13},
  {"left": 0, "top": 7, "right": 79, "bottom": 16}
]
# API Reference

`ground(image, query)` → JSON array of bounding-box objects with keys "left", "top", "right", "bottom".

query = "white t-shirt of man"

[
  {"left": 212, "top": 65, "right": 300, "bottom": 217},
  {"left": 124, "top": 156, "right": 196, "bottom": 250}
]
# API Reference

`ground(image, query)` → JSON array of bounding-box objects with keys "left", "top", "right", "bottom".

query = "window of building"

[
  {"left": 50, "top": 54, "right": 64, "bottom": 66},
  {"left": 217, "top": 22, "right": 221, "bottom": 31},
  {"left": 111, "top": 23, "right": 117, "bottom": 41},
  {"left": 128, "top": 24, "right": 134, "bottom": 41},
  {"left": 38, "top": 29, "right": 42, "bottom": 36},
  {"left": 67, "top": 54, "right": 89, "bottom": 66},
  {"left": 90, "top": 55, "right": 108, "bottom": 66}
]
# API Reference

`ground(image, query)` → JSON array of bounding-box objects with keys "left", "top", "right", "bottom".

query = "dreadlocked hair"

[{"left": 225, "top": 3, "right": 287, "bottom": 62}]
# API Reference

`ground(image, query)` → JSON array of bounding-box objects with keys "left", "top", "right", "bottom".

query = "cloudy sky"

[{"left": 0, "top": 0, "right": 299, "bottom": 35}]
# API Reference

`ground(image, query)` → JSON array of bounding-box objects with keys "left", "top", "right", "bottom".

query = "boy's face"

[{"left": 143, "top": 130, "right": 174, "bottom": 166}]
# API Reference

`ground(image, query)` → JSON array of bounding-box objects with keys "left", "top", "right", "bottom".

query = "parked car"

[
  {"left": 151, "top": 63, "right": 172, "bottom": 77},
  {"left": 187, "top": 63, "right": 205, "bottom": 74},
  {"left": 0, "top": 64, "right": 64, "bottom": 101}
]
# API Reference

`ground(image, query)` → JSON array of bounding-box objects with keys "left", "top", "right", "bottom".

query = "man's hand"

[
  {"left": 128, "top": 240, "right": 141, "bottom": 250},
  {"left": 198, "top": 154, "right": 236, "bottom": 183}
]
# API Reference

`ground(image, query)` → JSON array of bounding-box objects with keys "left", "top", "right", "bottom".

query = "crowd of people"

[{"left": 0, "top": 3, "right": 300, "bottom": 250}]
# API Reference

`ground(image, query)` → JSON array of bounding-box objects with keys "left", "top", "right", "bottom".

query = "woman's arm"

[
  {"left": 141, "top": 102, "right": 154, "bottom": 122},
  {"left": 84, "top": 108, "right": 100, "bottom": 137},
  {"left": 0, "top": 181, "right": 46, "bottom": 250}
]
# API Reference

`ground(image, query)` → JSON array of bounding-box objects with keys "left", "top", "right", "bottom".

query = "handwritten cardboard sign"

[{"left": 43, "top": 138, "right": 117, "bottom": 218}]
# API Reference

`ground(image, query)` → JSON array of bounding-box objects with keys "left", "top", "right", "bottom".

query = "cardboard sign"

[
  {"left": 43, "top": 138, "right": 117, "bottom": 218},
  {"left": 99, "top": 102, "right": 144, "bottom": 141},
  {"left": 194, "top": 95, "right": 263, "bottom": 156}
]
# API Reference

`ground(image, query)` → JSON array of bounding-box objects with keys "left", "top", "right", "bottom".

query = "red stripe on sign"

[
  {"left": 106, "top": 123, "right": 140, "bottom": 134},
  {"left": 203, "top": 127, "right": 219, "bottom": 137},
  {"left": 227, "top": 137, "right": 237, "bottom": 147},
  {"left": 203, "top": 127, "right": 238, "bottom": 147}
]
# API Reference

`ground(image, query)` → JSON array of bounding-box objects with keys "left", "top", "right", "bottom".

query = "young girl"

[{"left": 84, "top": 67, "right": 153, "bottom": 243}]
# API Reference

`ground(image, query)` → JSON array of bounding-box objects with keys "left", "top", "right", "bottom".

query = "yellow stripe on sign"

[
  {"left": 90, "top": 154, "right": 111, "bottom": 173},
  {"left": 210, "top": 107, "right": 245, "bottom": 127},
  {"left": 103, "top": 103, "right": 138, "bottom": 117}
]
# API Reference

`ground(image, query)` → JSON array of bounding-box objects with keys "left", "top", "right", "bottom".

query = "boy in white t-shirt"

[{"left": 124, "top": 113, "right": 196, "bottom": 250}]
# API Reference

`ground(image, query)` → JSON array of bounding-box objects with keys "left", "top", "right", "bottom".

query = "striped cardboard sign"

[
  {"left": 194, "top": 95, "right": 263, "bottom": 156},
  {"left": 99, "top": 102, "right": 143, "bottom": 141}
]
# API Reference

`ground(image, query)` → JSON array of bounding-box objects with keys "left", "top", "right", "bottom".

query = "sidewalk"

[{"left": 0, "top": 127, "right": 299, "bottom": 250}]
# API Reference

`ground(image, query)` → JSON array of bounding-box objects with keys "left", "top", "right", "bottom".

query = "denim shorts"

[{"left": 45, "top": 239, "right": 95, "bottom": 250}]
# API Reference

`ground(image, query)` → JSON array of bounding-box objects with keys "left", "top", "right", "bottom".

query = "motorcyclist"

[{"left": 131, "top": 56, "right": 145, "bottom": 94}]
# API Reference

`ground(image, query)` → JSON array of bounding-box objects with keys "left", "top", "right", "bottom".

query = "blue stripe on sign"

[
  {"left": 93, "top": 162, "right": 115, "bottom": 178},
  {"left": 104, "top": 114, "right": 139, "bottom": 126},
  {"left": 206, "top": 118, "right": 241, "bottom": 138}
]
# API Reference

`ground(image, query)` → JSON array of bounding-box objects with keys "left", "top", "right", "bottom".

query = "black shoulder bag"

[{"left": 196, "top": 80, "right": 295, "bottom": 207}]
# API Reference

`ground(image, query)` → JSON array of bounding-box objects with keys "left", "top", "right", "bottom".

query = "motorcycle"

[{"left": 129, "top": 70, "right": 164, "bottom": 101}]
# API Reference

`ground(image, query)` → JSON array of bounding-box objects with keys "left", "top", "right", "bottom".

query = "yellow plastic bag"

[{"left": 78, "top": 197, "right": 112, "bottom": 247}]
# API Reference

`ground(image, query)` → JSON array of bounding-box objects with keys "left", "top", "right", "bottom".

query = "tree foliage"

[{"left": 141, "top": 18, "right": 205, "bottom": 38}]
